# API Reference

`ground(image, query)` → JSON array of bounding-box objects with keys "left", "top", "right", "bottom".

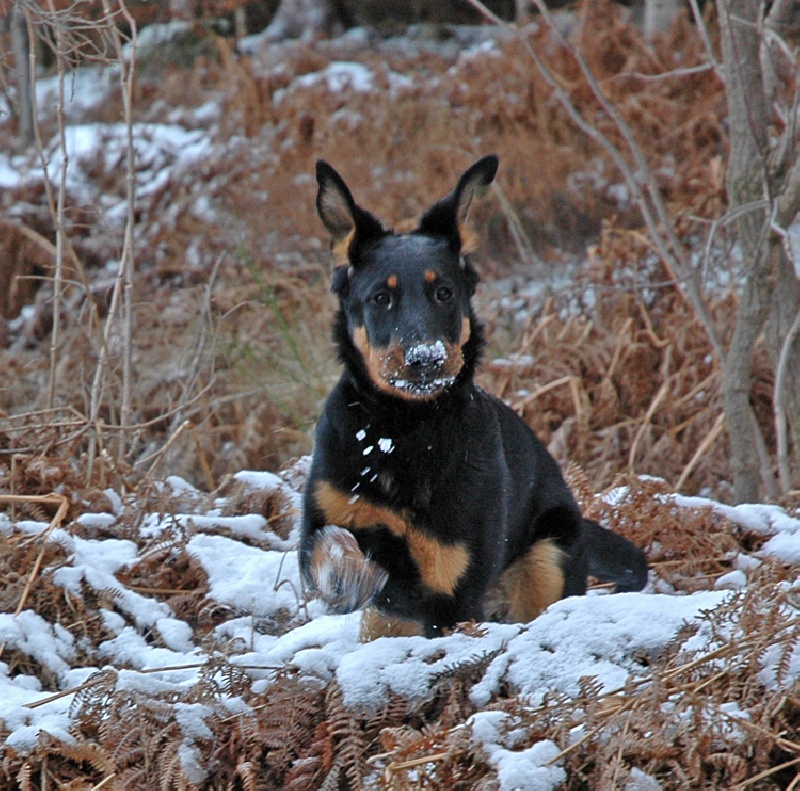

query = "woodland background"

[{"left": 0, "top": 0, "right": 800, "bottom": 788}]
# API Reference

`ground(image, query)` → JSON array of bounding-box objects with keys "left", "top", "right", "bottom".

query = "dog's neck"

[{"left": 332, "top": 307, "right": 486, "bottom": 424}]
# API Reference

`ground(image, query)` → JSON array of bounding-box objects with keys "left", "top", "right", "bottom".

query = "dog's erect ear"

[
  {"left": 417, "top": 155, "right": 498, "bottom": 249},
  {"left": 316, "top": 161, "right": 385, "bottom": 257}
]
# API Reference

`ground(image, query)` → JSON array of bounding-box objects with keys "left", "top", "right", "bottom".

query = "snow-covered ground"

[{"left": 1, "top": 464, "right": 799, "bottom": 788}]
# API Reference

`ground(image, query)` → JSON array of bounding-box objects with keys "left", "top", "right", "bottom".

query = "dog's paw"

[{"left": 309, "top": 525, "right": 389, "bottom": 614}]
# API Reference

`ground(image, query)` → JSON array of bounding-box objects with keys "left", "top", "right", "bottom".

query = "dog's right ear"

[{"left": 316, "top": 161, "right": 385, "bottom": 268}]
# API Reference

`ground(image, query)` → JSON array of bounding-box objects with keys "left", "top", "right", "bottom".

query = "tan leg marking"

[
  {"left": 313, "top": 481, "right": 470, "bottom": 596},
  {"left": 314, "top": 480, "right": 409, "bottom": 535},
  {"left": 405, "top": 528, "right": 470, "bottom": 595},
  {"left": 360, "top": 607, "right": 424, "bottom": 641},
  {"left": 485, "top": 539, "right": 565, "bottom": 624}
]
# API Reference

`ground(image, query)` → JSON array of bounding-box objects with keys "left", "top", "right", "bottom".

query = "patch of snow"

[
  {"left": 122, "top": 21, "right": 191, "bottom": 60},
  {"left": 187, "top": 534, "right": 303, "bottom": 619},
  {"left": 470, "top": 712, "right": 566, "bottom": 791},
  {"left": 233, "top": 470, "right": 285, "bottom": 491}
]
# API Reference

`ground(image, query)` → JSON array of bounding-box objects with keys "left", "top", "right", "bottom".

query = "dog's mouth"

[
  {"left": 354, "top": 331, "right": 464, "bottom": 401},
  {"left": 387, "top": 374, "right": 457, "bottom": 398}
]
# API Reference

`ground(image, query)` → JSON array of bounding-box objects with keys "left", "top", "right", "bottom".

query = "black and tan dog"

[{"left": 300, "top": 155, "right": 647, "bottom": 639}]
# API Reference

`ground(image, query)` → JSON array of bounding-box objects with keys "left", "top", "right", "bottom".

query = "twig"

[
  {"left": 90, "top": 775, "right": 117, "bottom": 791},
  {"left": 140, "top": 419, "right": 192, "bottom": 476},
  {"left": 24, "top": 3, "right": 100, "bottom": 331},
  {"left": 629, "top": 343, "right": 674, "bottom": 470},
  {"left": 775, "top": 309, "right": 800, "bottom": 494},
  {"left": 735, "top": 756, "right": 800, "bottom": 789},
  {"left": 100, "top": 0, "right": 137, "bottom": 461},
  {"left": 0, "top": 493, "right": 70, "bottom": 660},
  {"left": 385, "top": 751, "right": 452, "bottom": 783},
  {"left": 675, "top": 411, "right": 726, "bottom": 491},
  {"left": 687, "top": 0, "right": 724, "bottom": 78},
  {"left": 44, "top": 0, "right": 69, "bottom": 410},
  {"left": 492, "top": 179, "right": 545, "bottom": 269}
]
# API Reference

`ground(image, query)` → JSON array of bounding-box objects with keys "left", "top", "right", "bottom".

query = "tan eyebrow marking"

[
  {"left": 424, "top": 269, "right": 436, "bottom": 283},
  {"left": 387, "top": 275, "right": 398, "bottom": 289}
]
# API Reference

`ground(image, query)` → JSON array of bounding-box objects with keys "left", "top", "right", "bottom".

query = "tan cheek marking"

[
  {"left": 437, "top": 316, "right": 471, "bottom": 381},
  {"left": 424, "top": 269, "right": 436, "bottom": 283},
  {"left": 314, "top": 482, "right": 471, "bottom": 596},
  {"left": 353, "top": 326, "right": 391, "bottom": 393},
  {"left": 459, "top": 316, "right": 471, "bottom": 346},
  {"left": 406, "top": 528, "right": 470, "bottom": 595},
  {"left": 491, "top": 539, "right": 565, "bottom": 624},
  {"left": 360, "top": 607, "right": 424, "bottom": 641},
  {"left": 387, "top": 274, "right": 398, "bottom": 289}
]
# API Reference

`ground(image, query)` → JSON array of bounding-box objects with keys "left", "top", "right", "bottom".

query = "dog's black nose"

[{"left": 404, "top": 342, "right": 447, "bottom": 374}]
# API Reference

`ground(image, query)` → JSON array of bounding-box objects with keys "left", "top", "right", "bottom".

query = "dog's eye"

[
  {"left": 435, "top": 285, "right": 453, "bottom": 303},
  {"left": 373, "top": 292, "right": 392, "bottom": 307}
]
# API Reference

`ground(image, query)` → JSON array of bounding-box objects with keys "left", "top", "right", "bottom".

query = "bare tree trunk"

[
  {"left": 11, "top": 1, "right": 34, "bottom": 146},
  {"left": 169, "top": 0, "right": 194, "bottom": 21},
  {"left": 234, "top": 6, "right": 247, "bottom": 40},
  {"left": 263, "top": 0, "right": 351, "bottom": 41},
  {"left": 764, "top": 1, "right": 800, "bottom": 480},
  {"left": 643, "top": 0, "right": 681, "bottom": 38},
  {"left": 716, "top": 0, "right": 773, "bottom": 502}
]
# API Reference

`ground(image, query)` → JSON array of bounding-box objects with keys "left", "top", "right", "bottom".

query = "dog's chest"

[{"left": 344, "top": 422, "right": 438, "bottom": 509}]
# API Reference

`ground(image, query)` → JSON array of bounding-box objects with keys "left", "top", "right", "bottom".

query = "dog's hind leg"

[
  {"left": 360, "top": 607, "right": 424, "bottom": 640},
  {"left": 485, "top": 539, "right": 567, "bottom": 624}
]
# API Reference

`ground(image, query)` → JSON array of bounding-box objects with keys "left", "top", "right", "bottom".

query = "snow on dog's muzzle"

[
  {"left": 404, "top": 341, "right": 447, "bottom": 374},
  {"left": 390, "top": 340, "right": 456, "bottom": 397}
]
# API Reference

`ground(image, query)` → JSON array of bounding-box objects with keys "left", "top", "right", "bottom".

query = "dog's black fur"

[{"left": 300, "top": 156, "right": 648, "bottom": 639}]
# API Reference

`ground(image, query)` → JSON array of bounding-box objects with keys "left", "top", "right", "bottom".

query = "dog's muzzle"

[
  {"left": 390, "top": 341, "right": 455, "bottom": 397},
  {"left": 404, "top": 341, "right": 447, "bottom": 374}
]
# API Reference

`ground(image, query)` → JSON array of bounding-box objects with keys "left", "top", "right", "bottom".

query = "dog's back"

[{"left": 300, "top": 156, "right": 648, "bottom": 639}]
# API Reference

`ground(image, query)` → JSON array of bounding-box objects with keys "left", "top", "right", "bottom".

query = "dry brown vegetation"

[
  {"left": 1, "top": 1, "right": 800, "bottom": 788},
  {"left": 1, "top": 0, "right": 764, "bottom": 499},
  {"left": 1, "top": 454, "right": 799, "bottom": 789}
]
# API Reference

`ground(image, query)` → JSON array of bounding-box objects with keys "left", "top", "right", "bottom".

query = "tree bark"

[
  {"left": 643, "top": 0, "right": 681, "bottom": 38},
  {"left": 11, "top": 1, "right": 34, "bottom": 146},
  {"left": 262, "top": 0, "right": 352, "bottom": 41},
  {"left": 764, "top": 3, "right": 800, "bottom": 482},
  {"left": 716, "top": 0, "right": 773, "bottom": 502}
]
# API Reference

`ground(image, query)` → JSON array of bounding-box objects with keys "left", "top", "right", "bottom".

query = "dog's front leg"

[{"left": 306, "top": 525, "right": 389, "bottom": 614}]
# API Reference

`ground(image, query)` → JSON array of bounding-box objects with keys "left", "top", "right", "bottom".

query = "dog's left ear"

[{"left": 418, "top": 154, "right": 499, "bottom": 250}]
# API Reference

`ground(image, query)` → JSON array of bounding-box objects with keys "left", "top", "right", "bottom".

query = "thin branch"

[
  {"left": 44, "top": 0, "right": 68, "bottom": 410},
  {"left": 87, "top": 0, "right": 136, "bottom": 477},
  {"left": 463, "top": 0, "right": 726, "bottom": 363},
  {"left": 775, "top": 309, "right": 800, "bottom": 494},
  {"left": 687, "top": 0, "right": 724, "bottom": 79}
]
